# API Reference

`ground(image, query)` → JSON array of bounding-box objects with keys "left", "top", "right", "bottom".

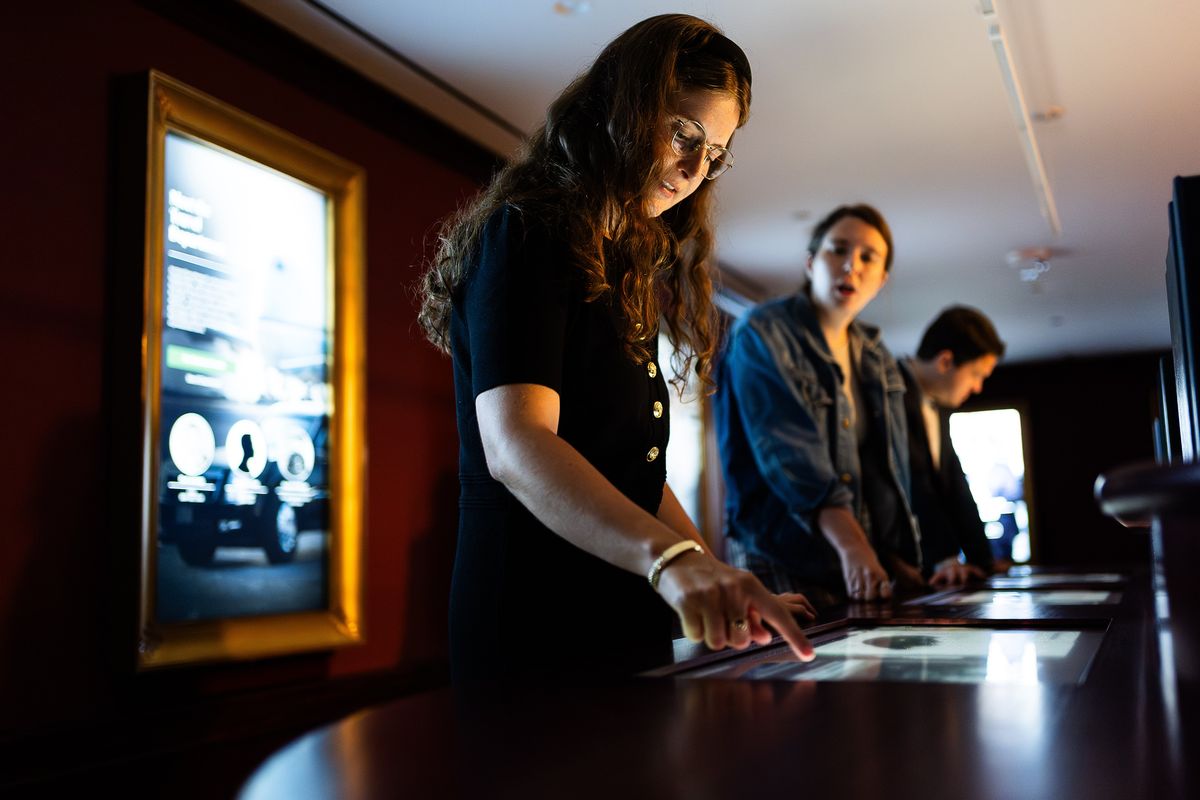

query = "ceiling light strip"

[{"left": 981, "top": 0, "right": 1062, "bottom": 236}]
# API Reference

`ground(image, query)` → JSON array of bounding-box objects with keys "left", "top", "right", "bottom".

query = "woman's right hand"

[{"left": 654, "top": 554, "right": 814, "bottom": 662}]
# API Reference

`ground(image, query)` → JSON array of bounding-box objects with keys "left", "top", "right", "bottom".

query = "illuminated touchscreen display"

[
  {"left": 681, "top": 625, "right": 1104, "bottom": 685},
  {"left": 156, "top": 132, "right": 331, "bottom": 622},
  {"left": 989, "top": 573, "right": 1125, "bottom": 588},
  {"left": 931, "top": 590, "right": 1121, "bottom": 607}
]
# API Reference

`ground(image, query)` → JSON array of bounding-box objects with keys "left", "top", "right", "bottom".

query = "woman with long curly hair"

[{"left": 420, "top": 14, "right": 813, "bottom": 681}]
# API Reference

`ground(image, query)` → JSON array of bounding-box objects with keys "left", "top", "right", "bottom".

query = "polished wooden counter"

[{"left": 239, "top": 567, "right": 1194, "bottom": 799}]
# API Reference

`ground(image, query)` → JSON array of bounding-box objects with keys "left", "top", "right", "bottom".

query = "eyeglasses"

[{"left": 671, "top": 118, "right": 734, "bottom": 179}]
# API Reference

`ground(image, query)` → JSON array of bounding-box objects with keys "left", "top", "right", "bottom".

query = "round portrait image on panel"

[
  {"left": 168, "top": 412, "right": 216, "bottom": 476},
  {"left": 274, "top": 422, "right": 315, "bottom": 483},
  {"left": 225, "top": 419, "right": 268, "bottom": 478}
]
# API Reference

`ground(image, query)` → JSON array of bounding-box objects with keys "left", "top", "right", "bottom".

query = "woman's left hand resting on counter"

[
  {"left": 476, "top": 383, "right": 815, "bottom": 662},
  {"left": 929, "top": 559, "right": 987, "bottom": 589},
  {"left": 775, "top": 592, "right": 818, "bottom": 620},
  {"left": 884, "top": 554, "right": 927, "bottom": 593}
]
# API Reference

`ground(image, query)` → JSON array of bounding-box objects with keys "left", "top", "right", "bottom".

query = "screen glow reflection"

[{"left": 985, "top": 635, "right": 1041, "bottom": 684}]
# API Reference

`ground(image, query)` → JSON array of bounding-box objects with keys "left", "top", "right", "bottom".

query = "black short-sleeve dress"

[{"left": 449, "top": 204, "right": 676, "bottom": 681}]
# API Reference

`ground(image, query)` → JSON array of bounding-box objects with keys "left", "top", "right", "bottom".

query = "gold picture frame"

[{"left": 137, "top": 71, "right": 366, "bottom": 669}]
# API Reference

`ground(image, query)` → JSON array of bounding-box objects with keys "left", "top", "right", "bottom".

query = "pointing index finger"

[{"left": 754, "top": 593, "right": 814, "bottom": 662}]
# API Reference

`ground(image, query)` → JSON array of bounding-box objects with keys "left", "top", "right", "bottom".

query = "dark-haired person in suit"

[{"left": 898, "top": 306, "right": 1007, "bottom": 588}]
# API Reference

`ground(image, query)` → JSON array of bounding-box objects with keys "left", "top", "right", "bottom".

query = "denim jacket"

[{"left": 714, "top": 293, "right": 921, "bottom": 591}]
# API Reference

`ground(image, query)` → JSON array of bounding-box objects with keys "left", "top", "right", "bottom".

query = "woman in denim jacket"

[{"left": 714, "top": 204, "right": 921, "bottom": 603}]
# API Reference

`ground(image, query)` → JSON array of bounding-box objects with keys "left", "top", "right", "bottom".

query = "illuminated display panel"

[
  {"left": 158, "top": 132, "right": 332, "bottom": 620},
  {"left": 949, "top": 407, "right": 1033, "bottom": 563},
  {"left": 137, "top": 72, "right": 365, "bottom": 669},
  {"left": 932, "top": 590, "right": 1121, "bottom": 607},
  {"left": 680, "top": 625, "right": 1105, "bottom": 685},
  {"left": 989, "top": 572, "right": 1126, "bottom": 589}
]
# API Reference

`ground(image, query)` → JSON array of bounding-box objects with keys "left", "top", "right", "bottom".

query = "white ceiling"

[{"left": 242, "top": 0, "right": 1200, "bottom": 362}]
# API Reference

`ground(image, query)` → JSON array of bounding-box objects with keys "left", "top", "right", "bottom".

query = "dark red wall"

[
  {"left": 967, "top": 350, "right": 1162, "bottom": 568},
  {"left": 0, "top": 2, "right": 490, "bottom": 789}
]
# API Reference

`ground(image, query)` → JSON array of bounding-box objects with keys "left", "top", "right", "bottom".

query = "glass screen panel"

[
  {"left": 932, "top": 590, "right": 1120, "bottom": 607},
  {"left": 989, "top": 572, "right": 1126, "bottom": 588},
  {"left": 156, "top": 132, "right": 331, "bottom": 622},
  {"left": 681, "top": 625, "right": 1104, "bottom": 685}
]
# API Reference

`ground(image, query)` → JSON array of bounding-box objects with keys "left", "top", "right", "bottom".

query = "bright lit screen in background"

[
  {"left": 157, "top": 132, "right": 332, "bottom": 622},
  {"left": 949, "top": 408, "right": 1031, "bottom": 563},
  {"left": 660, "top": 333, "right": 703, "bottom": 533}
]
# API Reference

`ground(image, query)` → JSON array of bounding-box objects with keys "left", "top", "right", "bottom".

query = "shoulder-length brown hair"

[{"left": 418, "top": 13, "right": 751, "bottom": 393}]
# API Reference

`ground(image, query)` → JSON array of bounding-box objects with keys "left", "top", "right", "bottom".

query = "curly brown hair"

[{"left": 418, "top": 14, "right": 752, "bottom": 394}]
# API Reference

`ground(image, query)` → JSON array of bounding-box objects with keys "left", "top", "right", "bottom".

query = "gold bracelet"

[{"left": 647, "top": 541, "right": 704, "bottom": 590}]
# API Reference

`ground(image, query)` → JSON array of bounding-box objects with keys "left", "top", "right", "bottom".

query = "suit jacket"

[{"left": 898, "top": 359, "right": 994, "bottom": 572}]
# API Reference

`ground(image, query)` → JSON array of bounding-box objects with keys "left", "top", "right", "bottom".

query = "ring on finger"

[{"left": 731, "top": 618, "right": 748, "bottom": 633}]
